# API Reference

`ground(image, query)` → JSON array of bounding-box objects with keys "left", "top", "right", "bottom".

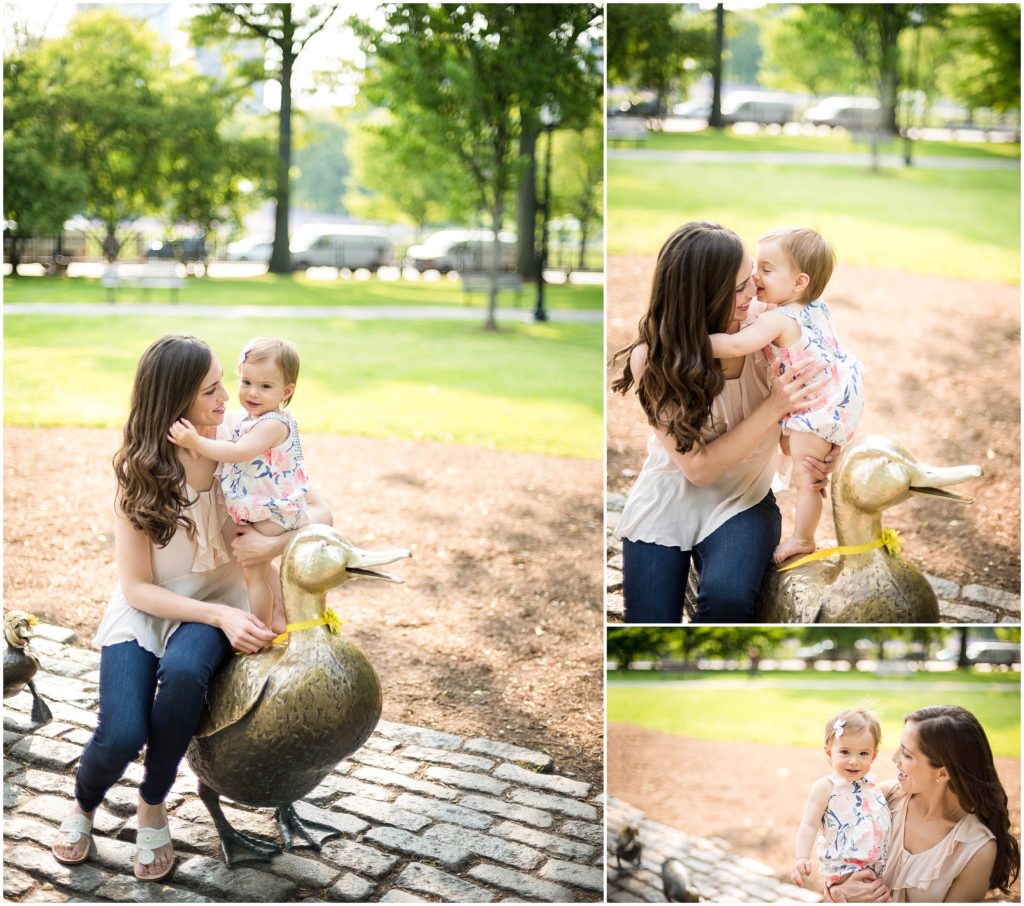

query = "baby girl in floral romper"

[
  {"left": 169, "top": 337, "right": 309, "bottom": 633},
  {"left": 792, "top": 708, "right": 894, "bottom": 902},
  {"left": 709, "top": 227, "right": 863, "bottom": 565}
]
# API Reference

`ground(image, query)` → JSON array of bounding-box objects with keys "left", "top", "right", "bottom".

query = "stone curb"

[
  {"left": 3, "top": 626, "right": 604, "bottom": 903},
  {"left": 606, "top": 797, "right": 822, "bottom": 904},
  {"left": 605, "top": 502, "right": 1020, "bottom": 624}
]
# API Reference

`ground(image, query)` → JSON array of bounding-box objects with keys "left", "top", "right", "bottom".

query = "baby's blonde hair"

[
  {"left": 760, "top": 226, "right": 836, "bottom": 302},
  {"left": 825, "top": 707, "right": 881, "bottom": 749},
  {"left": 238, "top": 337, "right": 300, "bottom": 407}
]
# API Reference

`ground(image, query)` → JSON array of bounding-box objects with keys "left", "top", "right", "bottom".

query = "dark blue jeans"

[
  {"left": 75, "top": 622, "right": 231, "bottom": 811},
  {"left": 622, "top": 491, "right": 781, "bottom": 623}
]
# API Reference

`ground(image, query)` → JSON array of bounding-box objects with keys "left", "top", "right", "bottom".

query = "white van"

[
  {"left": 721, "top": 91, "right": 796, "bottom": 126},
  {"left": 290, "top": 225, "right": 392, "bottom": 271},
  {"left": 404, "top": 229, "right": 517, "bottom": 274},
  {"left": 803, "top": 97, "right": 881, "bottom": 131}
]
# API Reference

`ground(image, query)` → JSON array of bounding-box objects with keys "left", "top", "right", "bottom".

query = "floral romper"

[
  {"left": 220, "top": 410, "right": 309, "bottom": 531},
  {"left": 818, "top": 773, "right": 892, "bottom": 885},
  {"left": 771, "top": 299, "right": 864, "bottom": 445}
]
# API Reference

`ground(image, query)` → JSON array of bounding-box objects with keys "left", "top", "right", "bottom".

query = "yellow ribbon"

[
  {"left": 777, "top": 528, "right": 903, "bottom": 573},
  {"left": 271, "top": 607, "right": 343, "bottom": 645}
]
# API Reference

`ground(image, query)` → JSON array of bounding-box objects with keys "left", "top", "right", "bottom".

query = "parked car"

[
  {"left": 671, "top": 99, "right": 712, "bottom": 120},
  {"left": 803, "top": 96, "right": 881, "bottom": 131},
  {"left": 721, "top": 91, "right": 796, "bottom": 126},
  {"left": 225, "top": 236, "right": 272, "bottom": 263},
  {"left": 146, "top": 237, "right": 207, "bottom": 263},
  {"left": 404, "top": 229, "right": 517, "bottom": 274},
  {"left": 937, "top": 641, "right": 1021, "bottom": 666},
  {"left": 289, "top": 224, "right": 392, "bottom": 272}
]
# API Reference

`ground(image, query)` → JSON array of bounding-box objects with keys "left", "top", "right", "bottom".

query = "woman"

[
  {"left": 611, "top": 222, "right": 836, "bottom": 622},
  {"left": 51, "top": 335, "right": 332, "bottom": 880},
  {"left": 830, "top": 705, "right": 1019, "bottom": 902}
]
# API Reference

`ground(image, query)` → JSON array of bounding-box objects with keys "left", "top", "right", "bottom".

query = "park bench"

[
  {"left": 607, "top": 116, "right": 648, "bottom": 145},
  {"left": 101, "top": 261, "right": 186, "bottom": 303},
  {"left": 460, "top": 271, "right": 523, "bottom": 307}
]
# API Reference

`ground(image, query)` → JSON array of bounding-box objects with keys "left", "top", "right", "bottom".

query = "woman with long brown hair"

[
  {"left": 830, "top": 705, "right": 1019, "bottom": 902},
  {"left": 611, "top": 221, "right": 835, "bottom": 622},
  {"left": 51, "top": 335, "right": 332, "bottom": 880}
]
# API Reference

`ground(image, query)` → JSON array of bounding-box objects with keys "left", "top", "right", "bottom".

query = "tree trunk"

[
  {"left": 485, "top": 196, "right": 502, "bottom": 331},
  {"left": 269, "top": 10, "right": 294, "bottom": 275},
  {"left": 709, "top": 4, "right": 725, "bottom": 129},
  {"left": 516, "top": 125, "right": 538, "bottom": 280},
  {"left": 957, "top": 626, "right": 971, "bottom": 669},
  {"left": 577, "top": 221, "right": 589, "bottom": 271}
]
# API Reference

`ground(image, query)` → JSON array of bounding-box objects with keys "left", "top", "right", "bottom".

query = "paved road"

[
  {"left": 607, "top": 678, "right": 1020, "bottom": 692},
  {"left": 608, "top": 148, "right": 1020, "bottom": 170},
  {"left": 3, "top": 302, "right": 603, "bottom": 323}
]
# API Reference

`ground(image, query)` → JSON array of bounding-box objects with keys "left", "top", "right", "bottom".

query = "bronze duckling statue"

[
  {"left": 662, "top": 858, "right": 701, "bottom": 902},
  {"left": 614, "top": 822, "right": 642, "bottom": 871},
  {"left": 759, "top": 435, "right": 981, "bottom": 622},
  {"left": 187, "top": 525, "right": 410, "bottom": 865},
  {"left": 4, "top": 610, "right": 53, "bottom": 726}
]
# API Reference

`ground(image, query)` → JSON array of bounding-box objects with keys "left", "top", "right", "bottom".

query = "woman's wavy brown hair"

[
  {"left": 610, "top": 221, "right": 745, "bottom": 453},
  {"left": 906, "top": 705, "right": 1020, "bottom": 894},
  {"left": 113, "top": 335, "right": 214, "bottom": 547}
]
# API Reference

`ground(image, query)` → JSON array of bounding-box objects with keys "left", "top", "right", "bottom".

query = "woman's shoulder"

[{"left": 629, "top": 343, "right": 648, "bottom": 379}]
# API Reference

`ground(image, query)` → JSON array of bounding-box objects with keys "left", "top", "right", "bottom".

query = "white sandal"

[
  {"left": 52, "top": 813, "right": 93, "bottom": 865},
  {"left": 134, "top": 825, "right": 176, "bottom": 882}
]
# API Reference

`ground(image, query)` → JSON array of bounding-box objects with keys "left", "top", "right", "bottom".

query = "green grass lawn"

[
  {"left": 608, "top": 159, "right": 1020, "bottom": 283},
  {"left": 607, "top": 680, "right": 1020, "bottom": 758},
  {"left": 4, "top": 315, "right": 602, "bottom": 458},
  {"left": 632, "top": 128, "right": 1021, "bottom": 160},
  {"left": 1, "top": 273, "right": 602, "bottom": 310}
]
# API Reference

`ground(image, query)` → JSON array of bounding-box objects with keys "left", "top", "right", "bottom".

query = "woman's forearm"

[
  {"left": 662, "top": 397, "right": 781, "bottom": 487},
  {"left": 121, "top": 578, "right": 229, "bottom": 628}
]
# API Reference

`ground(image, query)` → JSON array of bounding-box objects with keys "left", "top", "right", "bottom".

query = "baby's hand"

[
  {"left": 790, "top": 859, "right": 812, "bottom": 887},
  {"left": 168, "top": 418, "right": 200, "bottom": 450}
]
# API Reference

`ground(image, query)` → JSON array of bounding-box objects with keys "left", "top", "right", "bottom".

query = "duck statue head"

[
  {"left": 3, "top": 610, "right": 53, "bottom": 726},
  {"left": 187, "top": 525, "right": 410, "bottom": 866},
  {"left": 758, "top": 436, "right": 981, "bottom": 622}
]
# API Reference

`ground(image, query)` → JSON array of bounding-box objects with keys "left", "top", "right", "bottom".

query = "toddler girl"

[
  {"left": 792, "top": 708, "right": 893, "bottom": 901},
  {"left": 709, "top": 227, "right": 863, "bottom": 565},
  {"left": 169, "top": 337, "right": 309, "bottom": 633}
]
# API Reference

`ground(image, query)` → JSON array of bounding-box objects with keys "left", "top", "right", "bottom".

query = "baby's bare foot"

[
  {"left": 52, "top": 804, "right": 95, "bottom": 863},
  {"left": 773, "top": 537, "right": 816, "bottom": 565}
]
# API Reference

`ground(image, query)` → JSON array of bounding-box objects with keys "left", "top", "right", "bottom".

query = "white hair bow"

[{"left": 833, "top": 718, "right": 847, "bottom": 739}]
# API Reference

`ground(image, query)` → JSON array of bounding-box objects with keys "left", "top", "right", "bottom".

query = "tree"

[
  {"left": 354, "top": 4, "right": 599, "bottom": 330},
  {"left": 345, "top": 111, "right": 481, "bottom": 232},
  {"left": 548, "top": 113, "right": 602, "bottom": 271},
  {"left": 934, "top": 4, "right": 1020, "bottom": 118},
  {"left": 607, "top": 4, "right": 712, "bottom": 115},
  {"left": 709, "top": 4, "right": 725, "bottom": 129},
  {"left": 190, "top": 4, "right": 340, "bottom": 274},
  {"left": 3, "top": 48, "right": 87, "bottom": 274}
]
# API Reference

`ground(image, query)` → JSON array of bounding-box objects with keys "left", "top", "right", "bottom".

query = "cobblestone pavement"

[
  {"left": 3, "top": 625, "right": 604, "bottom": 903},
  {"left": 606, "top": 498, "right": 1021, "bottom": 624},
  {"left": 606, "top": 798, "right": 821, "bottom": 904}
]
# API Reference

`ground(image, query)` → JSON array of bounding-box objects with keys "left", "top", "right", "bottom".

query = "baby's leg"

[
  {"left": 244, "top": 520, "right": 287, "bottom": 633},
  {"left": 774, "top": 431, "right": 833, "bottom": 564}
]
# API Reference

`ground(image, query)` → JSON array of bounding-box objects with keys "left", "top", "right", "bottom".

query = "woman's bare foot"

[
  {"left": 52, "top": 803, "right": 95, "bottom": 863},
  {"left": 773, "top": 536, "right": 816, "bottom": 565},
  {"left": 135, "top": 797, "right": 174, "bottom": 880}
]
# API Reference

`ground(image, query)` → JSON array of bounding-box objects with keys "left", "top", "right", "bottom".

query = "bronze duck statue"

[
  {"left": 758, "top": 436, "right": 981, "bottom": 623},
  {"left": 662, "top": 858, "right": 701, "bottom": 902},
  {"left": 186, "top": 524, "right": 410, "bottom": 865},
  {"left": 615, "top": 822, "right": 642, "bottom": 871},
  {"left": 4, "top": 610, "right": 53, "bottom": 726}
]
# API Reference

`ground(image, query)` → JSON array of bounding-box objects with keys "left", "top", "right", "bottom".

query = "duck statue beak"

[
  {"left": 908, "top": 461, "right": 983, "bottom": 504},
  {"left": 345, "top": 545, "right": 412, "bottom": 584}
]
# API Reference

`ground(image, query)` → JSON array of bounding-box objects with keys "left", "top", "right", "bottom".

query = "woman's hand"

[
  {"left": 231, "top": 525, "right": 287, "bottom": 568},
  {"left": 824, "top": 869, "right": 890, "bottom": 903},
  {"left": 804, "top": 443, "right": 841, "bottom": 498},
  {"left": 790, "top": 858, "right": 812, "bottom": 887},
  {"left": 768, "top": 357, "right": 827, "bottom": 421},
  {"left": 216, "top": 605, "right": 276, "bottom": 654}
]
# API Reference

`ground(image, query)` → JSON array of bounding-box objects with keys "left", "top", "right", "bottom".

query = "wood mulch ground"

[
  {"left": 3, "top": 428, "right": 604, "bottom": 790},
  {"left": 608, "top": 722, "right": 1022, "bottom": 900},
  {"left": 607, "top": 256, "right": 1021, "bottom": 592}
]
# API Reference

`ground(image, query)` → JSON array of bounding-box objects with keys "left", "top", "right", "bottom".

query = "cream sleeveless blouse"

[
  {"left": 94, "top": 429, "right": 250, "bottom": 657},
  {"left": 615, "top": 349, "right": 780, "bottom": 550},
  {"left": 884, "top": 796, "right": 995, "bottom": 902}
]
